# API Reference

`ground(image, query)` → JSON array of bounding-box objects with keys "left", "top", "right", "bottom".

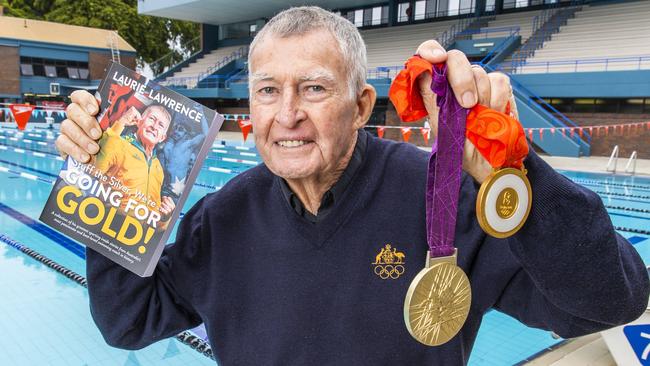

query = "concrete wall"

[
  {"left": 89, "top": 51, "right": 136, "bottom": 79},
  {"left": 565, "top": 112, "right": 650, "bottom": 159},
  {"left": 0, "top": 45, "right": 20, "bottom": 96},
  {"left": 512, "top": 70, "right": 650, "bottom": 98}
]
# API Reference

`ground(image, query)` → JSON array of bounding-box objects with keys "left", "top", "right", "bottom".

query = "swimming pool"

[{"left": 1, "top": 127, "right": 648, "bottom": 365}]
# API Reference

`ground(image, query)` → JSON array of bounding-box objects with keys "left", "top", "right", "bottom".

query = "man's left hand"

[{"left": 414, "top": 41, "right": 519, "bottom": 184}]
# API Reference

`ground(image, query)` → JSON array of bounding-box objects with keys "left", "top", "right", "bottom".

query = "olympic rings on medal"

[{"left": 373, "top": 264, "right": 405, "bottom": 279}]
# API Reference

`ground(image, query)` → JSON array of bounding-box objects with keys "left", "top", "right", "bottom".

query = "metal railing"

[
  {"left": 198, "top": 46, "right": 248, "bottom": 82},
  {"left": 160, "top": 46, "right": 249, "bottom": 89},
  {"left": 149, "top": 36, "right": 201, "bottom": 77},
  {"left": 437, "top": 11, "right": 490, "bottom": 49},
  {"left": 625, "top": 151, "right": 638, "bottom": 175},
  {"left": 606, "top": 145, "right": 620, "bottom": 173},
  {"left": 456, "top": 25, "right": 519, "bottom": 39},
  {"left": 476, "top": 27, "right": 521, "bottom": 65},
  {"left": 485, "top": 63, "right": 590, "bottom": 146},
  {"left": 511, "top": 2, "right": 584, "bottom": 72},
  {"left": 513, "top": 55, "right": 650, "bottom": 74}
]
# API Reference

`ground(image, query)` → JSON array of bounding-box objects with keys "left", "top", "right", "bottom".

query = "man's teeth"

[{"left": 278, "top": 140, "right": 307, "bottom": 148}]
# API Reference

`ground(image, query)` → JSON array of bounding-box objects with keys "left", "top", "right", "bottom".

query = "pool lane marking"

[
  {"left": 0, "top": 202, "right": 85, "bottom": 259},
  {"left": 0, "top": 233, "right": 215, "bottom": 361},
  {"left": 0, "top": 143, "right": 64, "bottom": 161},
  {"left": 0, "top": 158, "right": 58, "bottom": 178},
  {"left": 0, "top": 141, "right": 252, "bottom": 174},
  {"left": 572, "top": 179, "right": 650, "bottom": 193},
  {"left": 0, "top": 154, "right": 223, "bottom": 191}
]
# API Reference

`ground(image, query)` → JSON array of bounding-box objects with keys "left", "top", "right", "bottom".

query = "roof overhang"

[{"left": 138, "top": 0, "right": 384, "bottom": 25}]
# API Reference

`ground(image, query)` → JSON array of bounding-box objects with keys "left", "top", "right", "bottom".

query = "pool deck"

[{"left": 539, "top": 154, "right": 650, "bottom": 177}]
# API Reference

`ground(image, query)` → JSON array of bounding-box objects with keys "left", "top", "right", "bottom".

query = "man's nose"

[{"left": 275, "top": 89, "right": 306, "bottom": 128}]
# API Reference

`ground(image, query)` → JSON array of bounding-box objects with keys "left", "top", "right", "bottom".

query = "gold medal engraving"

[
  {"left": 404, "top": 251, "right": 471, "bottom": 346},
  {"left": 476, "top": 167, "right": 532, "bottom": 238},
  {"left": 496, "top": 187, "right": 518, "bottom": 219}
]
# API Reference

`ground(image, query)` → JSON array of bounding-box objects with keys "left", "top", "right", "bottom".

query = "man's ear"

[{"left": 353, "top": 84, "right": 377, "bottom": 130}]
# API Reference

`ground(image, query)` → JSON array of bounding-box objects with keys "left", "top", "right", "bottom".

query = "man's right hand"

[{"left": 56, "top": 90, "right": 102, "bottom": 163}]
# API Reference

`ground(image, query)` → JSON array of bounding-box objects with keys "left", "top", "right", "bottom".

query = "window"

[
  {"left": 20, "top": 64, "right": 34, "bottom": 76},
  {"left": 398, "top": 2, "right": 412, "bottom": 22},
  {"left": 414, "top": 1, "right": 426, "bottom": 20},
  {"left": 33, "top": 64, "right": 45, "bottom": 77},
  {"left": 67, "top": 67, "right": 80, "bottom": 79},
  {"left": 621, "top": 99, "right": 644, "bottom": 114},
  {"left": 20, "top": 56, "right": 89, "bottom": 79},
  {"left": 354, "top": 9, "right": 364, "bottom": 27},
  {"left": 44, "top": 65, "right": 57, "bottom": 78},
  {"left": 371, "top": 6, "right": 382, "bottom": 25}
]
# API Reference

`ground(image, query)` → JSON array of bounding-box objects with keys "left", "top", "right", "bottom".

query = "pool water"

[{"left": 0, "top": 127, "right": 648, "bottom": 365}]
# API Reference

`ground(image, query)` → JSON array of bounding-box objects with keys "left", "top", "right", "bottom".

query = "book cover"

[{"left": 39, "top": 62, "right": 224, "bottom": 277}]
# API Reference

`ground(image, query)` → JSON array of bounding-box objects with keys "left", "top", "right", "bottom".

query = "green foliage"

[{"left": 1, "top": 0, "right": 200, "bottom": 74}]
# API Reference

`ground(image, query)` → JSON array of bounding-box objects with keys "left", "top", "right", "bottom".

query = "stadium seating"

[
  {"left": 519, "top": 1, "right": 650, "bottom": 73},
  {"left": 362, "top": 20, "right": 457, "bottom": 69},
  {"left": 471, "top": 10, "right": 541, "bottom": 43},
  {"left": 162, "top": 45, "right": 243, "bottom": 85}
]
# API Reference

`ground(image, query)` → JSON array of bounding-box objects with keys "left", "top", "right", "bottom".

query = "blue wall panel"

[
  {"left": 20, "top": 45, "right": 88, "bottom": 62},
  {"left": 512, "top": 70, "right": 650, "bottom": 98}
]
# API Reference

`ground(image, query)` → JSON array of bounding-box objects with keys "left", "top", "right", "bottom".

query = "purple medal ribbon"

[{"left": 426, "top": 65, "right": 467, "bottom": 258}]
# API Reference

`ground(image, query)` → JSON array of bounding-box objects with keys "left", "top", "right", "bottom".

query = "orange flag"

[
  {"left": 238, "top": 119, "right": 253, "bottom": 142},
  {"left": 420, "top": 127, "right": 430, "bottom": 145},
  {"left": 401, "top": 127, "right": 412, "bottom": 142},
  {"left": 377, "top": 127, "right": 385, "bottom": 139},
  {"left": 9, "top": 104, "right": 35, "bottom": 130}
]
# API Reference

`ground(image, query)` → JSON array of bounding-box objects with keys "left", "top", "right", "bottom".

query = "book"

[{"left": 39, "top": 62, "right": 224, "bottom": 277}]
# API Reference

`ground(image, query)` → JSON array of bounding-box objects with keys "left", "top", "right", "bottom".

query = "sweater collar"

[{"left": 277, "top": 129, "right": 368, "bottom": 223}]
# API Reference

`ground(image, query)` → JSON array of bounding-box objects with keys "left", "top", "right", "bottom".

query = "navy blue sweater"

[{"left": 87, "top": 130, "right": 649, "bottom": 365}]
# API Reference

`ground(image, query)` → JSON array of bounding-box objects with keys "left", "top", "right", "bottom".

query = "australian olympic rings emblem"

[
  {"left": 374, "top": 264, "right": 405, "bottom": 279},
  {"left": 372, "top": 244, "right": 406, "bottom": 280}
]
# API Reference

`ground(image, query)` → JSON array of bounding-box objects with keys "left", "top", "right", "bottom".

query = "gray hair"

[{"left": 248, "top": 6, "right": 367, "bottom": 99}]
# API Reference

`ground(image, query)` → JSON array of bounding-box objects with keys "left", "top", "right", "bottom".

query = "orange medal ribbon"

[{"left": 388, "top": 56, "right": 529, "bottom": 170}]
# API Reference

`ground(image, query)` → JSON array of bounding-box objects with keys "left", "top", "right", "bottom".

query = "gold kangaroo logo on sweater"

[{"left": 373, "top": 244, "right": 406, "bottom": 279}]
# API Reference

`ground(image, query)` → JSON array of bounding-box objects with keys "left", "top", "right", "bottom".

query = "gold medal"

[
  {"left": 476, "top": 167, "right": 532, "bottom": 238},
  {"left": 404, "top": 250, "right": 471, "bottom": 346}
]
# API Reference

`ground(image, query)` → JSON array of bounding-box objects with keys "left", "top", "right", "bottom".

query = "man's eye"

[
  {"left": 258, "top": 86, "right": 276, "bottom": 94},
  {"left": 307, "top": 85, "right": 324, "bottom": 92}
]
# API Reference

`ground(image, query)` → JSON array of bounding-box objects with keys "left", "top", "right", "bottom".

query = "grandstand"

[
  {"left": 518, "top": 0, "right": 650, "bottom": 73},
  {"left": 362, "top": 20, "right": 457, "bottom": 69},
  {"left": 139, "top": 0, "right": 649, "bottom": 160},
  {"left": 162, "top": 45, "right": 246, "bottom": 87}
]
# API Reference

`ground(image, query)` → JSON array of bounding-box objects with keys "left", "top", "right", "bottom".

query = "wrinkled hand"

[
  {"left": 56, "top": 90, "right": 101, "bottom": 163},
  {"left": 415, "top": 40, "right": 519, "bottom": 184},
  {"left": 160, "top": 196, "right": 176, "bottom": 219}
]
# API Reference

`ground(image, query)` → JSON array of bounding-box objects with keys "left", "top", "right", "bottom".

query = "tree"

[{"left": 1, "top": 0, "right": 200, "bottom": 75}]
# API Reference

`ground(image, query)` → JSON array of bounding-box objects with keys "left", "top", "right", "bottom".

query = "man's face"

[
  {"left": 137, "top": 107, "right": 170, "bottom": 147},
  {"left": 249, "top": 30, "right": 363, "bottom": 181},
  {"left": 172, "top": 123, "right": 190, "bottom": 140}
]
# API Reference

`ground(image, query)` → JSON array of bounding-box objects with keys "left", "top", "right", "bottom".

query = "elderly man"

[{"left": 57, "top": 6, "right": 648, "bottom": 365}]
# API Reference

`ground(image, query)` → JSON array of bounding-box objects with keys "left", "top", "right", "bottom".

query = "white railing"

[
  {"left": 606, "top": 145, "right": 619, "bottom": 173},
  {"left": 625, "top": 151, "right": 638, "bottom": 175}
]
